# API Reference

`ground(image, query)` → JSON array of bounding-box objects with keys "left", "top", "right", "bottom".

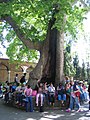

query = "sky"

[
  {"left": 0, "top": 41, "right": 9, "bottom": 59},
  {"left": 71, "top": 12, "right": 90, "bottom": 65},
  {"left": 0, "top": 29, "right": 9, "bottom": 58}
]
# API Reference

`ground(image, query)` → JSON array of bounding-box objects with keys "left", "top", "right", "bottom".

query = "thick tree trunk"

[
  {"left": 29, "top": 28, "right": 57, "bottom": 87},
  {"left": 55, "top": 31, "right": 64, "bottom": 86},
  {"left": 41, "top": 28, "right": 57, "bottom": 85},
  {"left": 29, "top": 29, "right": 64, "bottom": 88},
  {"left": 29, "top": 22, "right": 58, "bottom": 87},
  {"left": 28, "top": 13, "right": 64, "bottom": 87},
  {"left": 3, "top": 13, "right": 64, "bottom": 88},
  {"left": 1, "top": 3, "right": 65, "bottom": 87}
]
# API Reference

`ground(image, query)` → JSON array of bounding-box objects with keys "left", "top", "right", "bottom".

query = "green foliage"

[
  {"left": 0, "top": 0, "right": 89, "bottom": 61},
  {"left": 86, "top": 62, "right": 90, "bottom": 80},
  {"left": 6, "top": 37, "right": 40, "bottom": 62},
  {"left": 73, "top": 54, "right": 82, "bottom": 80},
  {"left": 64, "top": 41, "right": 76, "bottom": 77},
  {"left": 72, "top": 54, "right": 90, "bottom": 80},
  {"left": 81, "top": 61, "right": 87, "bottom": 80}
]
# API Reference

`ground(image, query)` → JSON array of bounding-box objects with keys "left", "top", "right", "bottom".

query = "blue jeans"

[
  {"left": 43, "top": 93, "right": 49, "bottom": 105},
  {"left": 80, "top": 93, "right": 85, "bottom": 101},
  {"left": 69, "top": 96, "right": 80, "bottom": 110},
  {"left": 25, "top": 96, "right": 33, "bottom": 112},
  {"left": 5, "top": 92, "right": 9, "bottom": 102},
  {"left": 0, "top": 90, "right": 2, "bottom": 94},
  {"left": 58, "top": 94, "right": 66, "bottom": 101},
  {"left": 83, "top": 92, "right": 88, "bottom": 101}
]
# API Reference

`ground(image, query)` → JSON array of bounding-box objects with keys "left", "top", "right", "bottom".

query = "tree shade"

[{"left": 0, "top": 0, "right": 89, "bottom": 85}]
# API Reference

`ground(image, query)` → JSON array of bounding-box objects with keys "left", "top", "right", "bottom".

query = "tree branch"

[
  {"left": 80, "top": 0, "right": 88, "bottom": 7},
  {"left": 0, "top": 0, "right": 11, "bottom": 3},
  {"left": 1, "top": 15, "right": 43, "bottom": 51},
  {"left": 72, "top": 0, "right": 88, "bottom": 7}
]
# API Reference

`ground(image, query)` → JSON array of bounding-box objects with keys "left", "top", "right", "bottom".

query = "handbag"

[
  {"left": 74, "top": 91, "right": 80, "bottom": 97},
  {"left": 32, "top": 90, "right": 37, "bottom": 96}
]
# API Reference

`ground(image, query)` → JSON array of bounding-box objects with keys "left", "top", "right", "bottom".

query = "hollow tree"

[{"left": 0, "top": 0, "right": 89, "bottom": 86}]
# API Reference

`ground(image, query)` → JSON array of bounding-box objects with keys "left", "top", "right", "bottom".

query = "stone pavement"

[{"left": 0, "top": 98, "right": 90, "bottom": 120}]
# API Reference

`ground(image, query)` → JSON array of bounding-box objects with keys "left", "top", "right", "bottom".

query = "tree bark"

[
  {"left": 55, "top": 31, "right": 64, "bottom": 86},
  {"left": 1, "top": 15, "right": 42, "bottom": 51},
  {"left": 29, "top": 21, "right": 57, "bottom": 86},
  {"left": 1, "top": 11, "right": 64, "bottom": 88}
]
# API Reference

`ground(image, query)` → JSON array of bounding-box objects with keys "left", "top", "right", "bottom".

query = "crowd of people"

[{"left": 0, "top": 75, "right": 90, "bottom": 113}]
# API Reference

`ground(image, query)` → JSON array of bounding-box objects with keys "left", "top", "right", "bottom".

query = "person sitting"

[
  {"left": 65, "top": 82, "right": 71, "bottom": 108},
  {"left": 57, "top": 83, "right": 66, "bottom": 106},
  {"left": 43, "top": 82, "right": 49, "bottom": 105},
  {"left": 14, "top": 83, "right": 22, "bottom": 104},
  {"left": 19, "top": 83, "right": 26, "bottom": 106},
  {"left": 48, "top": 83, "right": 55, "bottom": 106},
  {"left": 0, "top": 83, "right": 3, "bottom": 98},
  {"left": 36, "top": 83, "right": 44, "bottom": 107},
  {"left": 11, "top": 83, "right": 17, "bottom": 93},
  {"left": 4, "top": 82, "right": 10, "bottom": 103}
]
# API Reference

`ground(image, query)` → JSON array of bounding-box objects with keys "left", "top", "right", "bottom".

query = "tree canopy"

[
  {"left": 0, "top": 0, "right": 89, "bottom": 62},
  {"left": 0, "top": 0, "right": 90, "bottom": 84}
]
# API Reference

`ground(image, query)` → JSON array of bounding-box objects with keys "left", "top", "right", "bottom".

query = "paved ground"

[{"left": 0, "top": 98, "right": 90, "bottom": 120}]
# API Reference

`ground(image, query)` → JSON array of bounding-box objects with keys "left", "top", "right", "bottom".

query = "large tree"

[{"left": 0, "top": 0, "right": 89, "bottom": 86}]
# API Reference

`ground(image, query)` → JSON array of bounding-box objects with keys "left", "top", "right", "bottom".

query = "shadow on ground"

[{"left": 0, "top": 99, "right": 90, "bottom": 120}]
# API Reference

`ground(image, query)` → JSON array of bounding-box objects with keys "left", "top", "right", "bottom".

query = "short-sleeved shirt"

[{"left": 24, "top": 88, "right": 32, "bottom": 97}]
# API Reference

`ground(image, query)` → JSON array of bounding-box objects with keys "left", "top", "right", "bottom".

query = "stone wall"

[{"left": 0, "top": 58, "right": 36, "bottom": 83}]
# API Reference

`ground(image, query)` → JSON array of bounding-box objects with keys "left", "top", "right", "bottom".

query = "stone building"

[{"left": 0, "top": 58, "right": 36, "bottom": 83}]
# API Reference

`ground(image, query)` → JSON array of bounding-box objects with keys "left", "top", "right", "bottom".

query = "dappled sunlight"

[
  {"left": 0, "top": 92, "right": 90, "bottom": 120},
  {"left": 40, "top": 118, "right": 51, "bottom": 120},
  {"left": 70, "top": 112, "right": 76, "bottom": 116},
  {"left": 40, "top": 117, "right": 51, "bottom": 120},
  {"left": 0, "top": 100, "right": 90, "bottom": 120},
  {"left": 42, "top": 114, "right": 64, "bottom": 119},
  {"left": 78, "top": 116, "right": 90, "bottom": 120},
  {"left": 26, "top": 119, "right": 36, "bottom": 120},
  {"left": 23, "top": 111, "right": 65, "bottom": 120},
  {"left": 24, "top": 110, "right": 90, "bottom": 120}
]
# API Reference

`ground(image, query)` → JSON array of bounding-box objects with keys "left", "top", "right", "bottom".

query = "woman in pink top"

[{"left": 24, "top": 85, "right": 33, "bottom": 112}]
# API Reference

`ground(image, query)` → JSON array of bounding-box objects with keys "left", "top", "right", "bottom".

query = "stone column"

[{"left": 8, "top": 70, "right": 11, "bottom": 83}]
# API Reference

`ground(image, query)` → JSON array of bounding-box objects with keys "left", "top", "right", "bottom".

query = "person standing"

[
  {"left": 20, "top": 73, "right": 26, "bottom": 84},
  {"left": 24, "top": 84, "right": 33, "bottom": 112},
  {"left": 14, "top": 74, "right": 19, "bottom": 85},
  {"left": 88, "top": 83, "right": 90, "bottom": 111},
  {"left": 66, "top": 81, "right": 81, "bottom": 112}
]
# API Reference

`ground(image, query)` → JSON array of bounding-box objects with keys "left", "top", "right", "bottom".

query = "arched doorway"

[{"left": 0, "top": 63, "right": 9, "bottom": 83}]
